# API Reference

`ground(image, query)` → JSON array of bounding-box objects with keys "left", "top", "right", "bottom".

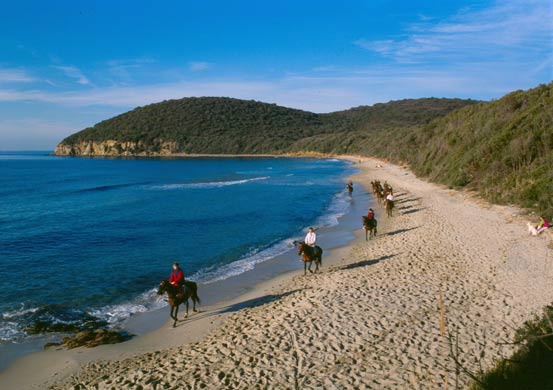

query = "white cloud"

[
  {"left": 0, "top": 68, "right": 34, "bottom": 83},
  {"left": 312, "top": 65, "right": 337, "bottom": 72},
  {"left": 0, "top": 1, "right": 550, "bottom": 116},
  {"left": 52, "top": 65, "right": 91, "bottom": 85},
  {"left": 188, "top": 61, "right": 212, "bottom": 71},
  {"left": 355, "top": 0, "right": 552, "bottom": 65}
]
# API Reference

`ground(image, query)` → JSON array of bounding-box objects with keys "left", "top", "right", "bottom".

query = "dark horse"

[
  {"left": 362, "top": 216, "right": 378, "bottom": 240},
  {"left": 157, "top": 280, "right": 201, "bottom": 327},
  {"left": 297, "top": 242, "right": 323, "bottom": 275}
]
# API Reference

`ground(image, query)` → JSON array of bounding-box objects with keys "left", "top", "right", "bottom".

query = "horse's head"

[
  {"left": 157, "top": 279, "right": 171, "bottom": 295},
  {"left": 297, "top": 241, "right": 305, "bottom": 255}
]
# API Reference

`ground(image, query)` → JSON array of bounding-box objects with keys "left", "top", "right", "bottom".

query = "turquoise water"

[{"left": 0, "top": 152, "right": 355, "bottom": 342}]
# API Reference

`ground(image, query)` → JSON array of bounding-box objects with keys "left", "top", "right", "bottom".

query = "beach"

[{"left": 1, "top": 156, "right": 552, "bottom": 389}]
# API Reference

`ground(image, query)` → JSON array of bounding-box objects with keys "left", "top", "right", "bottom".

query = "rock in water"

[{"left": 60, "top": 329, "right": 131, "bottom": 349}]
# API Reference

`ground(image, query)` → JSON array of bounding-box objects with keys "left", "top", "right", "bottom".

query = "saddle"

[{"left": 175, "top": 282, "right": 191, "bottom": 299}]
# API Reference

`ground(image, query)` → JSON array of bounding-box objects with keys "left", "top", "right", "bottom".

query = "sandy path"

[{"left": 36, "top": 159, "right": 553, "bottom": 388}]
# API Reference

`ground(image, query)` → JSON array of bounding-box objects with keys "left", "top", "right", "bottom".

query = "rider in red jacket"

[
  {"left": 367, "top": 208, "right": 375, "bottom": 220},
  {"left": 170, "top": 262, "right": 185, "bottom": 296}
]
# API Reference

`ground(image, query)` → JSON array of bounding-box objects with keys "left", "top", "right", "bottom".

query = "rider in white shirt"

[
  {"left": 386, "top": 193, "right": 394, "bottom": 201},
  {"left": 305, "top": 227, "right": 317, "bottom": 247}
]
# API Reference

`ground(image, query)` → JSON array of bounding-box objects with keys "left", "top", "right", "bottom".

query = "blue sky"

[{"left": 0, "top": 0, "right": 551, "bottom": 150}]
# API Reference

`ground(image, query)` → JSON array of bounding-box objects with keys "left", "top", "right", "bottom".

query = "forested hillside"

[
  {"left": 55, "top": 82, "right": 553, "bottom": 214},
  {"left": 367, "top": 83, "right": 553, "bottom": 215},
  {"left": 55, "top": 97, "right": 475, "bottom": 155}
]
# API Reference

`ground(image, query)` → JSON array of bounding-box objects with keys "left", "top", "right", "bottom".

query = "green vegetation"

[
  {"left": 472, "top": 305, "right": 553, "bottom": 390},
  {"left": 59, "top": 96, "right": 474, "bottom": 154},
  {"left": 368, "top": 83, "right": 553, "bottom": 217},
  {"left": 57, "top": 82, "right": 553, "bottom": 215}
]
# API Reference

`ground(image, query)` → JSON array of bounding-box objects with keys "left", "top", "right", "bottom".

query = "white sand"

[{"left": 1, "top": 157, "right": 552, "bottom": 389}]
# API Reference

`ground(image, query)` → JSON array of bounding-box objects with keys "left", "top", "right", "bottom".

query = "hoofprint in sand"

[{"left": 5, "top": 157, "right": 553, "bottom": 389}]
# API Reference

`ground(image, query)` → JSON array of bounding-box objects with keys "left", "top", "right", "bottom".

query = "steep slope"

[{"left": 369, "top": 82, "right": 553, "bottom": 215}]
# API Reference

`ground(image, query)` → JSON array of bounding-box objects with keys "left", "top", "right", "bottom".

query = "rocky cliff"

[{"left": 55, "top": 140, "right": 179, "bottom": 156}]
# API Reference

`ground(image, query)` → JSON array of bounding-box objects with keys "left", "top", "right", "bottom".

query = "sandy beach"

[{"left": 1, "top": 156, "right": 552, "bottom": 389}]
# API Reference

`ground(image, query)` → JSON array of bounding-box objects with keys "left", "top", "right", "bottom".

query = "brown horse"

[
  {"left": 386, "top": 199, "right": 394, "bottom": 217},
  {"left": 297, "top": 242, "right": 323, "bottom": 275},
  {"left": 362, "top": 216, "right": 378, "bottom": 240},
  {"left": 157, "top": 280, "right": 201, "bottom": 327}
]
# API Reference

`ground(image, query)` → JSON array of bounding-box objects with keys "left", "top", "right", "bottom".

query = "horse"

[
  {"left": 385, "top": 199, "right": 394, "bottom": 218},
  {"left": 297, "top": 242, "right": 323, "bottom": 275},
  {"left": 362, "top": 216, "right": 378, "bottom": 240},
  {"left": 157, "top": 280, "right": 201, "bottom": 327},
  {"left": 376, "top": 191, "right": 386, "bottom": 207}
]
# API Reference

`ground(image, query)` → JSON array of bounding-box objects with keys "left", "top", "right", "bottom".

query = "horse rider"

[
  {"left": 305, "top": 227, "right": 317, "bottom": 247},
  {"left": 386, "top": 191, "right": 394, "bottom": 202},
  {"left": 367, "top": 208, "right": 375, "bottom": 220},
  {"left": 170, "top": 262, "right": 186, "bottom": 297},
  {"left": 346, "top": 181, "right": 353, "bottom": 193}
]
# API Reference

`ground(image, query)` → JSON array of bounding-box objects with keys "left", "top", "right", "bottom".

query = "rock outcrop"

[
  {"left": 60, "top": 329, "right": 131, "bottom": 349},
  {"left": 54, "top": 140, "right": 179, "bottom": 156}
]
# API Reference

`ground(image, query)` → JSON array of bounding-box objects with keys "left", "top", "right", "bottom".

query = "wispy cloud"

[
  {"left": 0, "top": 68, "right": 35, "bottom": 83},
  {"left": 355, "top": 0, "right": 552, "bottom": 66},
  {"left": 0, "top": 79, "right": 362, "bottom": 113},
  {"left": 52, "top": 65, "right": 91, "bottom": 85},
  {"left": 0, "top": 1, "right": 550, "bottom": 117},
  {"left": 312, "top": 65, "right": 337, "bottom": 72},
  {"left": 188, "top": 61, "right": 212, "bottom": 71},
  {"left": 105, "top": 57, "right": 156, "bottom": 68}
]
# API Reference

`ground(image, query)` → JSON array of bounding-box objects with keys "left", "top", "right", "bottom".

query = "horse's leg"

[
  {"left": 171, "top": 305, "right": 178, "bottom": 321},
  {"left": 185, "top": 299, "right": 189, "bottom": 318},
  {"left": 304, "top": 261, "right": 307, "bottom": 276},
  {"left": 192, "top": 296, "right": 197, "bottom": 312},
  {"left": 308, "top": 260, "right": 313, "bottom": 273},
  {"left": 173, "top": 305, "right": 179, "bottom": 327},
  {"left": 365, "top": 228, "right": 368, "bottom": 241}
]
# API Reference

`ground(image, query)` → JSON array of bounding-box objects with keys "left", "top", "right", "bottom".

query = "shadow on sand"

[
  {"left": 337, "top": 254, "right": 398, "bottom": 271},
  {"left": 173, "top": 289, "right": 300, "bottom": 327},
  {"left": 385, "top": 226, "right": 419, "bottom": 236},
  {"left": 395, "top": 197, "right": 422, "bottom": 204},
  {"left": 402, "top": 208, "right": 425, "bottom": 215}
]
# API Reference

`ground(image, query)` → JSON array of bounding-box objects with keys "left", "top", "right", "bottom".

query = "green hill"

[
  {"left": 55, "top": 82, "right": 553, "bottom": 214},
  {"left": 368, "top": 83, "right": 553, "bottom": 215},
  {"left": 54, "top": 97, "right": 475, "bottom": 156}
]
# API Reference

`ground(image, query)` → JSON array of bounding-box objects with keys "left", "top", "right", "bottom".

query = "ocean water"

[{"left": 0, "top": 152, "right": 355, "bottom": 344}]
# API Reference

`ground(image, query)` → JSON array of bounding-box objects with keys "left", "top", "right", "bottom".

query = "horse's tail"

[
  {"left": 316, "top": 246, "right": 323, "bottom": 265},
  {"left": 191, "top": 282, "right": 201, "bottom": 304}
]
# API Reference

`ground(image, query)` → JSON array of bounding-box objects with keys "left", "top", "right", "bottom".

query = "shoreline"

[
  {"left": 0, "top": 157, "right": 373, "bottom": 388},
  {"left": 2, "top": 155, "right": 552, "bottom": 389},
  {"left": 51, "top": 151, "right": 340, "bottom": 158}
]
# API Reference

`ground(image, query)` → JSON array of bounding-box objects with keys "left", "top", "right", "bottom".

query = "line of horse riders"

[{"left": 157, "top": 179, "right": 395, "bottom": 327}]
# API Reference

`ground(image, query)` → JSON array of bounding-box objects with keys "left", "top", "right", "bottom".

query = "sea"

[{"left": 0, "top": 151, "right": 364, "bottom": 367}]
